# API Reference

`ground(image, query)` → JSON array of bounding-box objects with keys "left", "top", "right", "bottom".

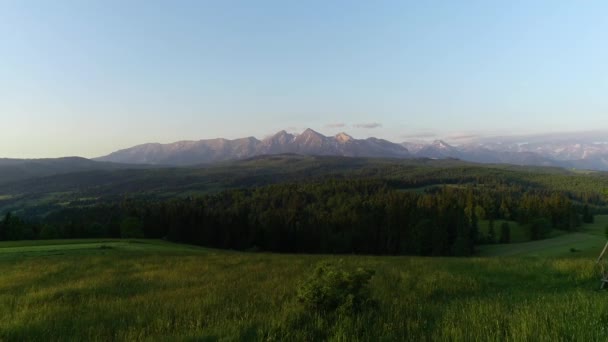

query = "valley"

[{"left": 4, "top": 1, "right": 607, "bottom": 340}]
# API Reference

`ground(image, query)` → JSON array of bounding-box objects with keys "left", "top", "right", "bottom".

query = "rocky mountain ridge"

[
  {"left": 95, "top": 128, "right": 411, "bottom": 165},
  {"left": 93, "top": 129, "right": 608, "bottom": 170}
]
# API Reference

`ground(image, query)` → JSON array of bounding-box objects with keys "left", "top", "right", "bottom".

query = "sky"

[{"left": 1, "top": 0, "right": 607, "bottom": 158}]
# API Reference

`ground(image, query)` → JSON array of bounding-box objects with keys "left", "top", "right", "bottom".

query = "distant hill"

[
  {"left": 0, "top": 157, "right": 147, "bottom": 185},
  {"left": 2, "top": 154, "right": 608, "bottom": 219}
]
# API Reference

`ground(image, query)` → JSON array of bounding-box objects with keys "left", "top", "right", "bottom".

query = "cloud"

[
  {"left": 401, "top": 132, "right": 437, "bottom": 139},
  {"left": 325, "top": 123, "right": 347, "bottom": 128},
  {"left": 446, "top": 133, "right": 482, "bottom": 141},
  {"left": 354, "top": 122, "right": 382, "bottom": 129}
]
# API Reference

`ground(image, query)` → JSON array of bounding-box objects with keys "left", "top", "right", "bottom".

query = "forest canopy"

[{"left": 3, "top": 179, "right": 587, "bottom": 256}]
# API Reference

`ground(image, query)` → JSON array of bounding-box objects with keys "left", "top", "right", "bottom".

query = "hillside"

[
  {"left": 0, "top": 157, "right": 149, "bottom": 186},
  {"left": 478, "top": 215, "right": 608, "bottom": 257},
  {"left": 2, "top": 155, "right": 608, "bottom": 220}
]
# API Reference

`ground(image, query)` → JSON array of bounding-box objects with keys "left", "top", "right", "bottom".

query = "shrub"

[{"left": 297, "top": 261, "right": 375, "bottom": 315}]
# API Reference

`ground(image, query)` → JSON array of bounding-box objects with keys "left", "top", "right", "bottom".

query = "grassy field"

[
  {"left": 0, "top": 244, "right": 605, "bottom": 340},
  {"left": 2, "top": 221, "right": 608, "bottom": 340},
  {"left": 0, "top": 239, "right": 210, "bottom": 258},
  {"left": 479, "top": 215, "right": 608, "bottom": 258}
]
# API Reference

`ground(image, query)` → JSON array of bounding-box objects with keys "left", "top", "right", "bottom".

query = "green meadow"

[
  {"left": 1, "top": 218, "right": 608, "bottom": 341},
  {"left": 479, "top": 215, "right": 608, "bottom": 258}
]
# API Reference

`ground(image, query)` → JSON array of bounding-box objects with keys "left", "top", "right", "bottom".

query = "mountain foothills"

[
  {"left": 95, "top": 129, "right": 608, "bottom": 170},
  {"left": 0, "top": 157, "right": 146, "bottom": 185}
]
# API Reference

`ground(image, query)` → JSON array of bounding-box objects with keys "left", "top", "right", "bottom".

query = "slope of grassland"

[
  {"left": 1, "top": 238, "right": 608, "bottom": 341},
  {"left": 0, "top": 239, "right": 211, "bottom": 260},
  {"left": 478, "top": 215, "right": 608, "bottom": 258}
]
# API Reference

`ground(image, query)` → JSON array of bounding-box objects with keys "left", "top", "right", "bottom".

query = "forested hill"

[
  {"left": 1, "top": 178, "right": 596, "bottom": 256},
  {"left": 0, "top": 155, "right": 607, "bottom": 256},
  {"left": 1, "top": 155, "right": 608, "bottom": 215},
  {"left": 0, "top": 157, "right": 150, "bottom": 186}
]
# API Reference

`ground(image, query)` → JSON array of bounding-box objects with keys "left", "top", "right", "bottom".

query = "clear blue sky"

[{"left": 1, "top": 0, "right": 607, "bottom": 158}]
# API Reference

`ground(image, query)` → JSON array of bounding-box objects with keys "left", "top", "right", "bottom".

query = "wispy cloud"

[
  {"left": 325, "top": 123, "right": 347, "bottom": 128},
  {"left": 401, "top": 132, "right": 437, "bottom": 139},
  {"left": 354, "top": 122, "right": 382, "bottom": 129},
  {"left": 447, "top": 134, "right": 479, "bottom": 141}
]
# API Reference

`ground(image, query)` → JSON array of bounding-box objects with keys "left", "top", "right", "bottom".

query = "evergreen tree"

[
  {"left": 488, "top": 220, "right": 496, "bottom": 243},
  {"left": 582, "top": 204, "right": 594, "bottom": 223},
  {"left": 120, "top": 216, "right": 144, "bottom": 238},
  {"left": 0, "top": 213, "right": 6, "bottom": 241},
  {"left": 527, "top": 218, "right": 551, "bottom": 240},
  {"left": 499, "top": 222, "right": 511, "bottom": 243}
]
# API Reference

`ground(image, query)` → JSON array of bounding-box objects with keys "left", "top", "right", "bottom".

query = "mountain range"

[
  {"left": 1, "top": 130, "right": 607, "bottom": 186},
  {"left": 95, "top": 129, "right": 411, "bottom": 166},
  {"left": 95, "top": 129, "right": 608, "bottom": 171},
  {"left": 403, "top": 131, "right": 608, "bottom": 170}
]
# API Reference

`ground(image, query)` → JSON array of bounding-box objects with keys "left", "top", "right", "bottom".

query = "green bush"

[{"left": 297, "top": 261, "right": 375, "bottom": 315}]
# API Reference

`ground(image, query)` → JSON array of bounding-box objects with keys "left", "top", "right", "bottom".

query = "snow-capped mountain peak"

[{"left": 335, "top": 132, "right": 354, "bottom": 143}]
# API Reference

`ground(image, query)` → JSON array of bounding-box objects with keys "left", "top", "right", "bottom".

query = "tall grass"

[{"left": 0, "top": 241, "right": 607, "bottom": 340}]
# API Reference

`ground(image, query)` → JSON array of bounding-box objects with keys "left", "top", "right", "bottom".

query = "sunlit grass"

[{"left": 1, "top": 239, "right": 608, "bottom": 340}]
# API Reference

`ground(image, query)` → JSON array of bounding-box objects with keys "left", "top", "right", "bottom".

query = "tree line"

[{"left": 1, "top": 179, "right": 591, "bottom": 256}]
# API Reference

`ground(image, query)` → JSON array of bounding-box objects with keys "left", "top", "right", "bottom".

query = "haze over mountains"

[
  {"left": 95, "top": 129, "right": 608, "bottom": 171},
  {"left": 404, "top": 131, "right": 608, "bottom": 170}
]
